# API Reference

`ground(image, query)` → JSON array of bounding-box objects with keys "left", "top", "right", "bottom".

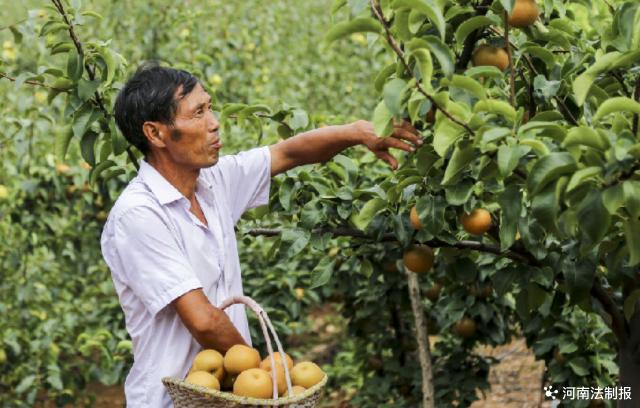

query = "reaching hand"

[{"left": 354, "top": 120, "right": 423, "bottom": 170}]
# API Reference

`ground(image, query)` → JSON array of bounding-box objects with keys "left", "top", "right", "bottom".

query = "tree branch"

[
  {"left": 245, "top": 227, "right": 534, "bottom": 263},
  {"left": 504, "top": 11, "right": 516, "bottom": 107},
  {"left": 0, "top": 71, "right": 64, "bottom": 90},
  {"left": 50, "top": 0, "right": 109, "bottom": 117},
  {"left": 633, "top": 76, "right": 640, "bottom": 137},
  {"left": 369, "top": 0, "right": 475, "bottom": 135},
  {"left": 591, "top": 280, "right": 627, "bottom": 346},
  {"left": 405, "top": 269, "right": 435, "bottom": 408}
]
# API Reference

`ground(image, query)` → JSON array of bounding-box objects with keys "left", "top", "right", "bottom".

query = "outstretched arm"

[{"left": 269, "top": 120, "right": 422, "bottom": 176}]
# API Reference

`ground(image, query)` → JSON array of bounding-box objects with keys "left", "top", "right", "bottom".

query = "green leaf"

[
  {"left": 562, "top": 126, "right": 610, "bottom": 150},
  {"left": 310, "top": 258, "right": 336, "bottom": 288},
  {"left": 372, "top": 100, "right": 394, "bottom": 137},
  {"left": 40, "top": 21, "right": 68, "bottom": 37},
  {"left": 72, "top": 106, "right": 101, "bottom": 140},
  {"left": 463, "top": 65, "right": 504, "bottom": 79},
  {"left": 220, "top": 103, "right": 247, "bottom": 123},
  {"left": 408, "top": 48, "right": 433, "bottom": 86},
  {"left": 444, "top": 179, "right": 473, "bottom": 205},
  {"left": 416, "top": 194, "right": 446, "bottom": 235},
  {"left": 497, "top": 144, "right": 530, "bottom": 178},
  {"left": 573, "top": 52, "right": 623, "bottom": 106},
  {"left": 454, "top": 16, "right": 496, "bottom": 45},
  {"left": 109, "top": 119, "right": 127, "bottom": 156},
  {"left": 593, "top": 97, "right": 640, "bottom": 122},
  {"left": 623, "top": 180, "right": 640, "bottom": 219},
  {"left": 351, "top": 197, "right": 387, "bottom": 230},
  {"left": 80, "top": 131, "right": 99, "bottom": 167},
  {"left": 54, "top": 125, "right": 73, "bottom": 161},
  {"left": 577, "top": 191, "right": 611, "bottom": 250},
  {"left": 498, "top": 185, "right": 521, "bottom": 250},
  {"left": 602, "top": 184, "right": 624, "bottom": 215},
  {"left": 566, "top": 166, "right": 601, "bottom": 193},
  {"left": 442, "top": 140, "right": 474, "bottom": 185},
  {"left": 568, "top": 358, "right": 590, "bottom": 377},
  {"left": 392, "top": 0, "right": 445, "bottom": 41},
  {"left": 281, "top": 228, "right": 311, "bottom": 258},
  {"left": 325, "top": 17, "right": 381, "bottom": 44},
  {"left": 290, "top": 109, "right": 309, "bottom": 130},
  {"left": 383, "top": 78, "right": 408, "bottom": 116},
  {"left": 624, "top": 289, "right": 640, "bottom": 321},
  {"left": 445, "top": 74, "right": 486, "bottom": 100},
  {"left": 527, "top": 152, "right": 577, "bottom": 196},
  {"left": 15, "top": 375, "right": 37, "bottom": 394},
  {"left": 518, "top": 121, "right": 566, "bottom": 142},
  {"left": 278, "top": 178, "right": 295, "bottom": 211},
  {"left": 420, "top": 35, "right": 454, "bottom": 78},
  {"left": 499, "top": 0, "right": 516, "bottom": 14},
  {"left": 374, "top": 63, "right": 397, "bottom": 93},
  {"left": 89, "top": 160, "right": 116, "bottom": 185},
  {"left": 77, "top": 79, "right": 101, "bottom": 101},
  {"left": 66, "top": 49, "right": 83, "bottom": 81},
  {"left": 521, "top": 45, "right": 555, "bottom": 70},
  {"left": 474, "top": 99, "right": 516, "bottom": 123},
  {"left": 433, "top": 118, "right": 464, "bottom": 157},
  {"left": 531, "top": 183, "right": 559, "bottom": 234},
  {"left": 519, "top": 138, "right": 550, "bottom": 156},
  {"left": 562, "top": 257, "right": 595, "bottom": 305}
]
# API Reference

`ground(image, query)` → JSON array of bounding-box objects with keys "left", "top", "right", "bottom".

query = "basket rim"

[{"left": 162, "top": 373, "right": 327, "bottom": 405}]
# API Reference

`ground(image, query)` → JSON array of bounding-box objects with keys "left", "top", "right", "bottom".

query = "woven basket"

[{"left": 162, "top": 295, "right": 327, "bottom": 408}]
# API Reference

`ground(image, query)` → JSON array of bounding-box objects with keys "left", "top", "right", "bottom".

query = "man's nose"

[{"left": 208, "top": 110, "right": 220, "bottom": 133}]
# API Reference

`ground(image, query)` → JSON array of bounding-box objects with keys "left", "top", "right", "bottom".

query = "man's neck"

[{"left": 146, "top": 154, "right": 200, "bottom": 201}]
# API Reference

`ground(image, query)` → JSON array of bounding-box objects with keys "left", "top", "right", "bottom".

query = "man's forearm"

[
  {"left": 196, "top": 308, "right": 247, "bottom": 353},
  {"left": 275, "top": 121, "right": 365, "bottom": 167}
]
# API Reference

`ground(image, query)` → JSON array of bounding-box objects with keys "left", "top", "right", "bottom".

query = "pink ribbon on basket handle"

[{"left": 219, "top": 295, "right": 294, "bottom": 399}]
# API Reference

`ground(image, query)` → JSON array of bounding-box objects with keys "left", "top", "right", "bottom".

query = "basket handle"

[{"left": 219, "top": 295, "right": 294, "bottom": 399}]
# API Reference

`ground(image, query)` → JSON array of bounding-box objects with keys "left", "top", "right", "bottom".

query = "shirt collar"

[
  {"left": 138, "top": 160, "right": 216, "bottom": 206},
  {"left": 138, "top": 160, "right": 185, "bottom": 205}
]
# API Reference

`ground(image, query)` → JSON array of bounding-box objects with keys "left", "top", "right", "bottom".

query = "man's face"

[{"left": 161, "top": 83, "right": 221, "bottom": 169}]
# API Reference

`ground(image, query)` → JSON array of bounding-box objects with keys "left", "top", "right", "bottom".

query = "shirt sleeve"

[
  {"left": 212, "top": 146, "right": 271, "bottom": 223},
  {"left": 112, "top": 206, "right": 202, "bottom": 316}
]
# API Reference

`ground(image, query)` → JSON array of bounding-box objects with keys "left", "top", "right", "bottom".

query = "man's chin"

[{"left": 202, "top": 157, "right": 219, "bottom": 168}]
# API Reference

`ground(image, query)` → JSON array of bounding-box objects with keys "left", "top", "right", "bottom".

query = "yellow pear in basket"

[
  {"left": 291, "top": 362, "right": 324, "bottom": 389},
  {"left": 292, "top": 385, "right": 306, "bottom": 395},
  {"left": 259, "top": 352, "right": 294, "bottom": 371},
  {"left": 267, "top": 364, "right": 287, "bottom": 395},
  {"left": 223, "top": 344, "right": 261, "bottom": 375},
  {"left": 192, "top": 349, "right": 225, "bottom": 381},
  {"left": 185, "top": 371, "right": 220, "bottom": 390},
  {"left": 233, "top": 368, "right": 273, "bottom": 398}
]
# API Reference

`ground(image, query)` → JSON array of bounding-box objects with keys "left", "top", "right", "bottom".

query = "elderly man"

[{"left": 100, "top": 62, "right": 421, "bottom": 407}]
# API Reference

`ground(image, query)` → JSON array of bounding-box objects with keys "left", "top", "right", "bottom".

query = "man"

[{"left": 100, "top": 63, "right": 421, "bottom": 407}]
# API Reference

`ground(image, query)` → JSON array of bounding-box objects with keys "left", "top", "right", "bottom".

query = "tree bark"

[
  {"left": 405, "top": 268, "right": 435, "bottom": 408},
  {"left": 618, "top": 300, "right": 639, "bottom": 408}
]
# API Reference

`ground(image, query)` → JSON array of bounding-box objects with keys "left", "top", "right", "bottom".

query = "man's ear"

[{"left": 142, "top": 121, "right": 167, "bottom": 149}]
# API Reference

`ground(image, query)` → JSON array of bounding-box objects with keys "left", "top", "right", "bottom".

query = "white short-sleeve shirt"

[{"left": 100, "top": 146, "right": 271, "bottom": 408}]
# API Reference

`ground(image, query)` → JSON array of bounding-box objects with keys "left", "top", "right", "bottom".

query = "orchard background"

[{"left": 1, "top": 0, "right": 639, "bottom": 407}]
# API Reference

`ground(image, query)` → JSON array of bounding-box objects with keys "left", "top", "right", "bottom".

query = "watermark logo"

[
  {"left": 544, "top": 385, "right": 559, "bottom": 400},
  {"left": 543, "top": 385, "right": 632, "bottom": 401}
]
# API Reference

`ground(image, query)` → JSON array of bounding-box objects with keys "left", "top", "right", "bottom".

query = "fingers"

[
  {"left": 393, "top": 121, "right": 423, "bottom": 146},
  {"left": 383, "top": 136, "right": 415, "bottom": 153},
  {"left": 377, "top": 151, "right": 398, "bottom": 170}
]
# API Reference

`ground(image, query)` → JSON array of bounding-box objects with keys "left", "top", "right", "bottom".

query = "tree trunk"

[
  {"left": 618, "top": 300, "right": 640, "bottom": 408},
  {"left": 405, "top": 268, "right": 435, "bottom": 408}
]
